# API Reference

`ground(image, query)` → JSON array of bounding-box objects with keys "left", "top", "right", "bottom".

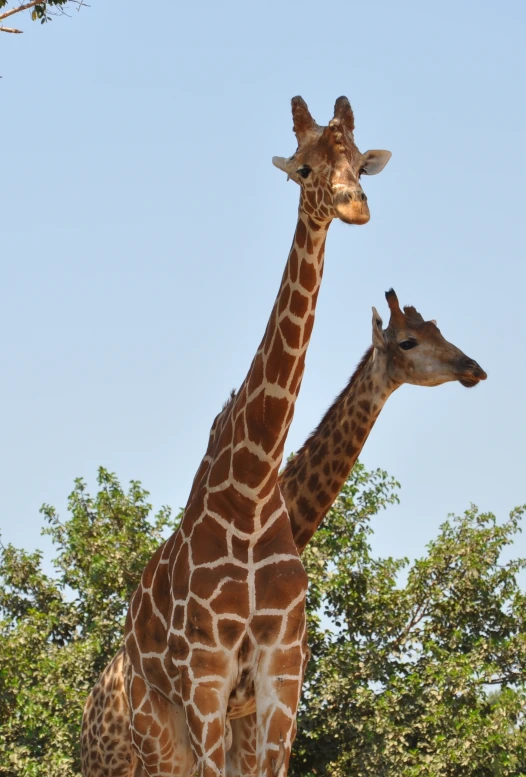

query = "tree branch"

[
  {"left": 390, "top": 603, "right": 428, "bottom": 651},
  {"left": 0, "top": 0, "right": 42, "bottom": 22},
  {"left": 0, "top": 0, "right": 87, "bottom": 29}
]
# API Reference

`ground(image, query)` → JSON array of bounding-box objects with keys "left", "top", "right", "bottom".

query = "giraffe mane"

[
  {"left": 222, "top": 389, "right": 237, "bottom": 411},
  {"left": 207, "top": 389, "right": 237, "bottom": 447}
]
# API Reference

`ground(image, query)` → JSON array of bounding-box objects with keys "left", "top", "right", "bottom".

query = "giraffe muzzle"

[
  {"left": 458, "top": 357, "right": 487, "bottom": 388},
  {"left": 334, "top": 190, "right": 370, "bottom": 225}
]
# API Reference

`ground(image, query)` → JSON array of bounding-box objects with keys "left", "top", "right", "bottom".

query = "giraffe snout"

[
  {"left": 458, "top": 355, "right": 487, "bottom": 387},
  {"left": 334, "top": 189, "right": 370, "bottom": 225}
]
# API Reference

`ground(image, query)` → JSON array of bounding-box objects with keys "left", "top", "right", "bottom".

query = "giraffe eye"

[
  {"left": 399, "top": 339, "right": 417, "bottom": 351},
  {"left": 297, "top": 166, "right": 311, "bottom": 179}
]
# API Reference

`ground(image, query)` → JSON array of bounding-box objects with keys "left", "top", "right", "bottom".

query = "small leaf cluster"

[{"left": 0, "top": 2, "right": 78, "bottom": 29}]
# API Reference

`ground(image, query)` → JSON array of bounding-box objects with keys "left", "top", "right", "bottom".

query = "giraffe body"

[
  {"left": 82, "top": 290, "right": 485, "bottom": 777},
  {"left": 82, "top": 96, "right": 391, "bottom": 777},
  {"left": 124, "top": 221, "right": 320, "bottom": 777}
]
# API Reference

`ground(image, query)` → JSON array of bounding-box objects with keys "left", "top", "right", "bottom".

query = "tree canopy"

[
  {"left": 0, "top": 470, "right": 177, "bottom": 775},
  {"left": 0, "top": 465, "right": 525, "bottom": 776},
  {"left": 296, "top": 474, "right": 526, "bottom": 777}
]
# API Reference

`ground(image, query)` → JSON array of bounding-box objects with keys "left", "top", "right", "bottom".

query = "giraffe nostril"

[
  {"left": 347, "top": 191, "right": 367, "bottom": 202},
  {"left": 333, "top": 189, "right": 371, "bottom": 224},
  {"left": 463, "top": 357, "right": 487, "bottom": 380},
  {"left": 462, "top": 357, "right": 476, "bottom": 371}
]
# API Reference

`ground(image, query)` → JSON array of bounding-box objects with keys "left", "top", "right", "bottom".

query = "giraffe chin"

[{"left": 459, "top": 377, "right": 482, "bottom": 388}]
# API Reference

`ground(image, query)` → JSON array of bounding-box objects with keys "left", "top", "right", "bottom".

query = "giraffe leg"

[
  {"left": 81, "top": 648, "right": 137, "bottom": 777},
  {"left": 127, "top": 666, "right": 196, "bottom": 777},
  {"left": 226, "top": 714, "right": 257, "bottom": 777},
  {"left": 179, "top": 673, "right": 231, "bottom": 777},
  {"left": 254, "top": 644, "right": 307, "bottom": 777},
  {"left": 226, "top": 648, "right": 311, "bottom": 777}
]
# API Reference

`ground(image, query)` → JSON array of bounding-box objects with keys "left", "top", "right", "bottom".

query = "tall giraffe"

[
  {"left": 81, "top": 289, "right": 485, "bottom": 777},
  {"left": 82, "top": 95, "right": 392, "bottom": 777}
]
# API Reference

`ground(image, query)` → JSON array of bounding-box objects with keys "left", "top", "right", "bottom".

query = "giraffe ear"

[
  {"left": 372, "top": 307, "right": 386, "bottom": 350},
  {"left": 291, "top": 96, "right": 317, "bottom": 142},
  {"left": 361, "top": 150, "right": 392, "bottom": 176},
  {"left": 272, "top": 155, "right": 294, "bottom": 175}
]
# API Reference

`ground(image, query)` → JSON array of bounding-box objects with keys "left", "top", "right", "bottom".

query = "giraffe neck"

[
  {"left": 192, "top": 212, "right": 331, "bottom": 537},
  {"left": 280, "top": 346, "right": 399, "bottom": 552}
]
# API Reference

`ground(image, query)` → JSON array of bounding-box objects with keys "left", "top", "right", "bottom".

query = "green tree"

[
  {"left": 0, "top": 1, "right": 82, "bottom": 36},
  {"left": 294, "top": 475, "right": 526, "bottom": 777},
  {"left": 0, "top": 468, "right": 177, "bottom": 776},
  {"left": 0, "top": 464, "right": 525, "bottom": 776}
]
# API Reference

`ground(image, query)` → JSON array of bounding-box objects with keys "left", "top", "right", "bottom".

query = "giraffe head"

[
  {"left": 272, "top": 95, "right": 391, "bottom": 225},
  {"left": 372, "top": 289, "right": 487, "bottom": 388}
]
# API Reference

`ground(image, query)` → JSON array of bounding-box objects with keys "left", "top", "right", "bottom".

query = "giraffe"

[
  {"left": 223, "top": 287, "right": 488, "bottom": 777},
  {"left": 81, "top": 95, "right": 392, "bottom": 777},
  {"left": 282, "top": 287, "right": 487, "bottom": 554},
  {"left": 81, "top": 288, "right": 485, "bottom": 777}
]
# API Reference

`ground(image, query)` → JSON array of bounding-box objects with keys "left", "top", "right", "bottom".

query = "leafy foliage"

[
  {"left": 0, "top": 468, "right": 177, "bottom": 776},
  {"left": 295, "top": 474, "right": 526, "bottom": 777},
  {"left": 0, "top": 464, "right": 525, "bottom": 776}
]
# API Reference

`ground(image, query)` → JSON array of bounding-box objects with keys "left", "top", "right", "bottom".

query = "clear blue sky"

[{"left": 2, "top": 0, "right": 525, "bottom": 576}]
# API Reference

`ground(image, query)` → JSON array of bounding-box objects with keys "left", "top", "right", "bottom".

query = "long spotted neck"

[
  {"left": 203, "top": 213, "right": 330, "bottom": 532},
  {"left": 280, "top": 346, "right": 399, "bottom": 552}
]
